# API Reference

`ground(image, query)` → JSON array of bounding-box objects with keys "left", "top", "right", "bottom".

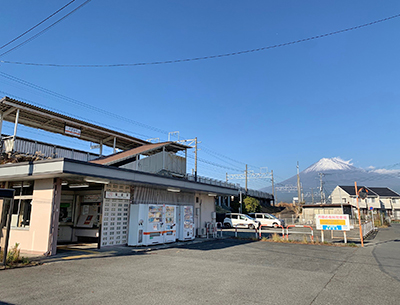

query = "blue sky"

[{"left": 1, "top": 0, "right": 400, "bottom": 190}]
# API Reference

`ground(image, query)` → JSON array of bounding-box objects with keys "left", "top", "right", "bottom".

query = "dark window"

[
  {"left": 231, "top": 214, "right": 238, "bottom": 219},
  {"left": 1, "top": 181, "right": 34, "bottom": 228}
]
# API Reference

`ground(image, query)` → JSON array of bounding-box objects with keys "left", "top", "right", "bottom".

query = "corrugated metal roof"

[
  {"left": 91, "top": 142, "right": 188, "bottom": 166},
  {"left": 0, "top": 96, "right": 149, "bottom": 150}
]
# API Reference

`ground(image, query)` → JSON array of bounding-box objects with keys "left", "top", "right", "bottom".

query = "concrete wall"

[
  {"left": 194, "top": 193, "right": 215, "bottom": 233},
  {"left": 2, "top": 179, "right": 54, "bottom": 255},
  {"left": 303, "top": 206, "right": 343, "bottom": 222}
]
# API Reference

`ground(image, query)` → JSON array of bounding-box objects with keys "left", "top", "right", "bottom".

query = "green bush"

[{"left": 243, "top": 196, "right": 261, "bottom": 213}]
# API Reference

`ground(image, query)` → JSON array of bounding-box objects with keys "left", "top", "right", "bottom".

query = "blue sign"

[
  {"left": 322, "top": 225, "right": 343, "bottom": 231},
  {"left": 369, "top": 207, "right": 374, "bottom": 211}
]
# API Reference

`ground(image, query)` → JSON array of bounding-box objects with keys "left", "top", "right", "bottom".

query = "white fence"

[{"left": 361, "top": 221, "right": 374, "bottom": 237}]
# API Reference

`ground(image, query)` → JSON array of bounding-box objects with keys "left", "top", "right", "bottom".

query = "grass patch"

[
  {"left": 240, "top": 234, "right": 358, "bottom": 247},
  {"left": 0, "top": 243, "right": 34, "bottom": 268}
]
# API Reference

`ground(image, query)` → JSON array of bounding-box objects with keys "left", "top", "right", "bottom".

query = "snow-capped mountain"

[
  {"left": 303, "top": 157, "right": 356, "bottom": 173},
  {"left": 261, "top": 157, "right": 400, "bottom": 203}
]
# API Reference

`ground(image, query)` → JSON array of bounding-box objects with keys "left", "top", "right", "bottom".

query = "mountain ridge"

[{"left": 261, "top": 157, "right": 400, "bottom": 203}]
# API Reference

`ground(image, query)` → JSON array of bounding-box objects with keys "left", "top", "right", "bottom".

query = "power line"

[
  {"left": 0, "top": 0, "right": 92, "bottom": 58},
  {"left": 0, "top": 90, "right": 153, "bottom": 140},
  {"left": 0, "top": 0, "right": 76, "bottom": 51},
  {"left": 1, "top": 12, "right": 400, "bottom": 67},
  {"left": 0, "top": 72, "right": 169, "bottom": 135},
  {"left": 0, "top": 71, "right": 263, "bottom": 171}
]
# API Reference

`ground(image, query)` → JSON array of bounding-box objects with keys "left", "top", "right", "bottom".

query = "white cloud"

[{"left": 370, "top": 169, "right": 400, "bottom": 175}]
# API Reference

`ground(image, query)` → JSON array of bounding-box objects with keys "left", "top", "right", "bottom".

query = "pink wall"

[{"left": 4, "top": 179, "right": 54, "bottom": 255}]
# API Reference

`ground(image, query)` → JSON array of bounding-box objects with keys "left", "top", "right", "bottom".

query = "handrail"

[
  {"left": 285, "top": 225, "right": 314, "bottom": 241},
  {"left": 258, "top": 224, "right": 285, "bottom": 239}
]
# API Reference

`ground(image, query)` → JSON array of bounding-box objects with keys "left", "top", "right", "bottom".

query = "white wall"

[{"left": 194, "top": 193, "right": 215, "bottom": 232}]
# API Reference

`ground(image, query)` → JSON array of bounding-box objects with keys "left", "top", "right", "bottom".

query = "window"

[
  {"left": 1, "top": 181, "right": 34, "bottom": 228},
  {"left": 231, "top": 214, "right": 238, "bottom": 219}
]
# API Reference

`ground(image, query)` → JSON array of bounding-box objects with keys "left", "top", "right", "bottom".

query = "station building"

[{"left": 0, "top": 97, "right": 272, "bottom": 255}]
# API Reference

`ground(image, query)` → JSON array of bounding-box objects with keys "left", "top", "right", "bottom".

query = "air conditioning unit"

[{"left": 197, "top": 227, "right": 206, "bottom": 236}]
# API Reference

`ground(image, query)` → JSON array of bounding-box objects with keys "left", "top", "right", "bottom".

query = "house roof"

[
  {"left": 90, "top": 142, "right": 189, "bottom": 166},
  {"left": 0, "top": 96, "right": 149, "bottom": 151},
  {"left": 337, "top": 185, "right": 397, "bottom": 198},
  {"left": 338, "top": 185, "right": 369, "bottom": 196},
  {"left": 366, "top": 187, "right": 400, "bottom": 197},
  {"left": 303, "top": 203, "right": 352, "bottom": 208}
]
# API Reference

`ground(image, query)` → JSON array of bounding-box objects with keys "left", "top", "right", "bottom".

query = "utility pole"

[
  {"left": 239, "top": 190, "right": 243, "bottom": 214},
  {"left": 175, "top": 137, "right": 199, "bottom": 181},
  {"left": 319, "top": 173, "right": 326, "bottom": 204},
  {"left": 194, "top": 137, "right": 198, "bottom": 181},
  {"left": 226, "top": 172, "right": 228, "bottom": 182},
  {"left": 245, "top": 164, "right": 248, "bottom": 193},
  {"left": 271, "top": 170, "right": 275, "bottom": 206},
  {"left": 227, "top": 168, "right": 271, "bottom": 195},
  {"left": 297, "top": 162, "right": 301, "bottom": 205},
  {"left": 311, "top": 187, "right": 314, "bottom": 204}
]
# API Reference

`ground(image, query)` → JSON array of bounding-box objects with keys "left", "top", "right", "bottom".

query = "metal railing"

[
  {"left": 361, "top": 221, "right": 374, "bottom": 237},
  {"left": 187, "top": 174, "right": 237, "bottom": 189},
  {"left": 1, "top": 135, "right": 99, "bottom": 162}
]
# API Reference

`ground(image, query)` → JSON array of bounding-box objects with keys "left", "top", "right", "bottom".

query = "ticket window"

[
  {"left": 74, "top": 194, "right": 102, "bottom": 242},
  {"left": 58, "top": 196, "right": 75, "bottom": 243},
  {"left": 77, "top": 203, "right": 100, "bottom": 228}
]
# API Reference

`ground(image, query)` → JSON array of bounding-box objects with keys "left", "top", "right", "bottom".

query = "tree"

[{"left": 243, "top": 196, "right": 261, "bottom": 213}]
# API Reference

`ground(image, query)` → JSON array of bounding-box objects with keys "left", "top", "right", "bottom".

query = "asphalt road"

[{"left": 1, "top": 224, "right": 399, "bottom": 305}]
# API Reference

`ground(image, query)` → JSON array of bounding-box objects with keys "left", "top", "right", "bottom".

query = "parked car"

[
  {"left": 248, "top": 213, "right": 285, "bottom": 228},
  {"left": 223, "top": 213, "right": 260, "bottom": 229}
]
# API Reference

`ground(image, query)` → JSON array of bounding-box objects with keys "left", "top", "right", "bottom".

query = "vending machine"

[
  {"left": 178, "top": 205, "right": 195, "bottom": 241},
  {"left": 128, "top": 204, "right": 145, "bottom": 246},
  {"left": 128, "top": 204, "right": 177, "bottom": 246},
  {"left": 144, "top": 204, "right": 164, "bottom": 245},
  {"left": 163, "top": 205, "right": 177, "bottom": 243}
]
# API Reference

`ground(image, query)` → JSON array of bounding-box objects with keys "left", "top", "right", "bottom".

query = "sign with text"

[
  {"left": 105, "top": 191, "right": 131, "bottom": 200},
  {"left": 316, "top": 214, "right": 350, "bottom": 231},
  {"left": 65, "top": 125, "right": 81, "bottom": 137}
]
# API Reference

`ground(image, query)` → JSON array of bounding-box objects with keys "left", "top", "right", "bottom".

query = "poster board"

[{"left": 316, "top": 214, "right": 350, "bottom": 231}]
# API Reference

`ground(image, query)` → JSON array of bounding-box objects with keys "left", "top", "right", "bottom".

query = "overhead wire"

[
  {"left": 0, "top": 90, "right": 153, "bottom": 140},
  {"left": 0, "top": 72, "right": 169, "bottom": 135},
  {"left": 0, "top": 89, "right": 248, "bottom": 180},
  {"left": 0, "top": 0, "right": 76, "bottom": 51},
  {"left": 0, "top": 71, "right": 263, "bottom": 178},
  {"left": 0, "top": 0, "right": 92, "bottom": 58},
  {"left": 1, "top": 12, "right": 400, "bottom": 67}
]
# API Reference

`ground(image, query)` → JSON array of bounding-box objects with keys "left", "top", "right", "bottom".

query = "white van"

[
  {"left": 223, "top": 213, "right": 260, "bottom": 229},
  {"left": 248, "top": 213, "right": 285, "bottom": 228}
]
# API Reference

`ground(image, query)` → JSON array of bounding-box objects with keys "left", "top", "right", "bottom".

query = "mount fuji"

[{"left": 261, "top": 157, "right": 400, "bottom": 203}]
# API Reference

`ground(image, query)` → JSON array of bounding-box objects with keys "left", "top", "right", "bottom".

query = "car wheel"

[
  {"left": 273, "top": 223, "right": 279, "bottom": 228},
  {"left": 224, "top": 223, "right": 231, "bottom": 228},
  {"left": 248, "top": 224, "right": 255, "bottom": 230}
]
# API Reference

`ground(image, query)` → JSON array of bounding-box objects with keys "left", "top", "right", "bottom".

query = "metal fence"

[{"left": 1, "top": 135, "right": 99, "bottom": 161}]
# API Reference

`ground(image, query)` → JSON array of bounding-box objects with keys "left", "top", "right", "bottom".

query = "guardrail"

[
  {"left": 285, "top": 225, "right": 314, "bottom": 242},
  {"left": 258, "top": 225, "right": 285, "bottom": 239},
  {"left": 206, "top": 222, "right": 223, "bottom": 239}
]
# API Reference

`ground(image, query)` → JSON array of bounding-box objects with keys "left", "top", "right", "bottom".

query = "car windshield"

[
  {"left": 244, "top": 215, "right": 255, "bottom": 221},
  {"left": 269, "top": 214, "right": 278, "bottom": 219}
]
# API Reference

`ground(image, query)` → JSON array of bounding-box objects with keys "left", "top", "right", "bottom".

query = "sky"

[{"left": 1, "top": 0, "right": 400, "bottom": 190}]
